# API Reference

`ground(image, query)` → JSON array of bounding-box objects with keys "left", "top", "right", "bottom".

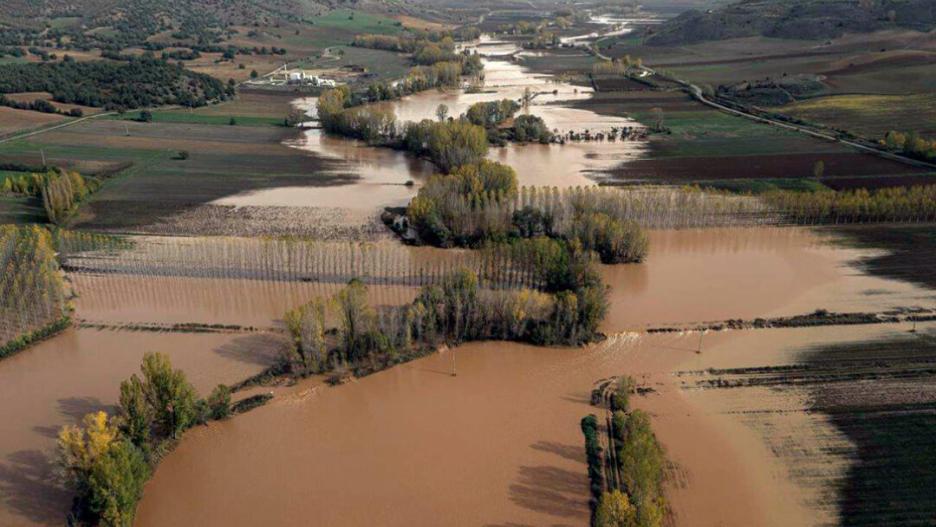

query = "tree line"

[
  {"left": 404, "top": 161, "right": 649, "bottom": 264},
  {"left": 285, "top": 256, "right": 609, "bottom": 380},
  {"left": 764, "top": 185, "right": 936, "bottom": 224},
  {"left": 0, "top": 225, "right": 71, "bottom": 358},
  {"left": 2, "top": 168, "right": 100, "bottom": 225},
  {"left": 584, "top": 376, "right": 666, "bottom": 527},
  {"left": 0, "top": 55, "right": 230, "bottom": 110},
  {"left": 58, "top": 352, "right": 233, "bottom": 526},
  {"left": 883, "top": 130, "right": 936, "bottom": 162}
]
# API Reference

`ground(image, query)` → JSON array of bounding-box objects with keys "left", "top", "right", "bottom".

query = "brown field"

[
  {"left": 609, "top": 30, "right": 936, "bottom": 96},
  {"left": 0, "top": 106, "right": 65, "bottom": 138},
  {"left": 605, "top": 152, "right": 931, "bottom": 187},
  {"left": 565, "top": 90, "right": 928, "bottom": 187}
]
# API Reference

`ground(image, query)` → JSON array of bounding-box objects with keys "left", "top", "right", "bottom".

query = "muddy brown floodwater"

[{"left": 133, "top": 227, "right": 935, "bottom": 527}]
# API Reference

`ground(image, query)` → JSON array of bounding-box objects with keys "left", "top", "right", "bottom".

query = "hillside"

[
  {"left": 0, "top": 0, "right": 396, "bottom": 48},
  {"left": 646, "top": 0, "right": 936, "bottom": 45}
]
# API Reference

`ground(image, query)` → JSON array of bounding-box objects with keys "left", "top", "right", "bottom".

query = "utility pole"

[
  {"left": 40, "top": 149, "right": 46, "bottom": 167},
  {"left": 697, "top": 330, "right": 704, "bottom": 354},
  {"left": 451, "top": 349, "right": 456, "bottom": 377}
]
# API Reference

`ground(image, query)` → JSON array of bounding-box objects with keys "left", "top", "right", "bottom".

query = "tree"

[
  {"left": 436, "top": 103, "right": 449, "bottom": 122},
  {"left": 595, "top": 490, "right": 638, "bottom": 527},
  {"left": 250, "top": 69, "right": 258, "bottom": 79},
  {"left": 139, "top": 352, "right": 198, "bottom": 438},
  {"left": 228, "top": 117, "right": 237, "bottom": 126},
  {"left": 138, "top": 110, "right": 153, "bottom": 122},
  {"left": 207, "top": 384, "right": 232, "bottom": 420},
  {"left": 118, "top": 375, "right": 152, "bottom": 449},
  {"left": 57, "top": 411, "right": 119, "bottom": 493},
  {"left": 813, "top": 160, "right": 825, "bottom": 179},
  {"left": 86, "top": 440, "right": 150, "bottom": 527},
  {"left": 335, "top": 279, "right": 374, "bottom": 358}
]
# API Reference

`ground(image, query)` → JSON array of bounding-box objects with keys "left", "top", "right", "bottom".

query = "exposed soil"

[{"left": 603, "top": 153, "right": 930, "bottom": 187}]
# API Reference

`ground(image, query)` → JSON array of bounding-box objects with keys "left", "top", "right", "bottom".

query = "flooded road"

[{"left": 214, "top": 36, "right": 646, "bottom": 209}]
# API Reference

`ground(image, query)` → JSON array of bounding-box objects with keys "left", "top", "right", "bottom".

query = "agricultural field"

[
  {"left": 0, "top": 90, "right": 350, "bottom": 231},
  {"left": 776, "top": 93, "right": 936, "bottom": 140},
  {"left": 676, "top": 324, "right": 936, "bottom": 526},
  {"left": 570, "top": 90, "right": 932, "bottom": 187},
  {"left": 0, "top": 107, "right": 67, "bottom": 138}
]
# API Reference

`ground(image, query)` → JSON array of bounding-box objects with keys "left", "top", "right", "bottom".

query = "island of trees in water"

[{"left": 57, "top": 352, "right": 235, "bottom": 526}]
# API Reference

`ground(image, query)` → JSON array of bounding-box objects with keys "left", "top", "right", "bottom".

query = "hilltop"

[{"left": 645, "top": 0, "right": 936, "bottom": 45}]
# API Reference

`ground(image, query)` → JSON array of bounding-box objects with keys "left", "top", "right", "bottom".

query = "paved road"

[{"left": 659, "top": 70, "right": 936, "bottom": 171}]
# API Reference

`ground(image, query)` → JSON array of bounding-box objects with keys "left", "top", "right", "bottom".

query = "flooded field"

[
  {"left": 3, "top": 217, "right": 934, "bottom": 526},
  {"left": 128, "top": 226, "right": 936, "bottom": 527}
]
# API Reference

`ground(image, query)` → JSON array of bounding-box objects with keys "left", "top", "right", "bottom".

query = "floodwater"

[
  {"left": 132, "top": 227, "right": 936, "bottom": 527},
  {"left": 600, "top": 227, "right": 934, "bottom": 330},
  {"left": 214, "top": 35, "right": 646, "bottom": 209},
  {"left": 0, "top": 328, "right": 286, "bottom": 527}
]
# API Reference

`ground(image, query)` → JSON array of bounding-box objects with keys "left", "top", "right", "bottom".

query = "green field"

[
  {"left": 697, "top": 178, "right": 828, "bottom": 194},
  {"left": 294, "top": 45, "right": 413, "bottom": 84},
  {"left": 632, "top": 109, "right": 842, "bottom": 158},
  {"left": 294, "top": 9, "right": 403, "bottom": 48},
  {"left": 109, "top": 111, "right": 285, "bottom": 127}
]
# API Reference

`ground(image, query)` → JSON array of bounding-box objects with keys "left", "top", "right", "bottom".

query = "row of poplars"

[
  {"left": 0, "top": 225, "right": 71, "bottom": 357},
  {"left": 59, "top": 234, "right": 548, "bottom": 290},
  {"left": 1, "top": 168, "right": 98, "bottom": 225},
  {"left": 583, "top": 376, "right": 666, "bottom": 527}
]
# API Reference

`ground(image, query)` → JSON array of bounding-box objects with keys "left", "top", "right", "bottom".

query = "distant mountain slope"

[
  {"left": 0, "top": 0, "right": 370, "bottom": 47},
  {"left": 646, "top": 0, "right": 936, "bottom": 45}
]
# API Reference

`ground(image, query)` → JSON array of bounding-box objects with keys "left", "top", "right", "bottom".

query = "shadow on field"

[{"left": 213, "top": 333, "right": 288, "bottom": 367}]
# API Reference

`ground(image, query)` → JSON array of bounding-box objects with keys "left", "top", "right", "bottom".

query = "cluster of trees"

[
  {"left": 510, "top": 114, "right": 553, "bottom": 144},
  {"left": 0, "top": 94, "right": 83, "bottom": 116},
  {"left": 41, "top": 169, "right": 96, "bottom": 225},
  {"left": 58, "top": 353, "right": 231, "bottom": 526},
  {"left": 0, "top": 225, "right": 69, "bottom": 358},
  {"left": 584, "top": 377, "right": 666, "bottom": 527},
  {"left": 592, "top": 56, "right": 643, "bottom": 76},
  {"left": 405, "top": 163, "right": 648, "bottom": 263},
  {"left": 883, "top": 130, "right": 936, "bottom": 162},
  {"left": 352, "top": 32, "right": 483, "bottom": 73},
  {"left": 285, "top": 263, "right": 608, "bottom": 380},
  {"left": 402, "top": 119, "right": 489, "bottom": 172},
  {"left": 764, "top": 185, "right": 936, "bottom": 224},
  {"left": 465, "top": 99, "right": 520, "bottom": 128},
  {"left": 0, "top": 56, "right": 230, "bottom": 110}
]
